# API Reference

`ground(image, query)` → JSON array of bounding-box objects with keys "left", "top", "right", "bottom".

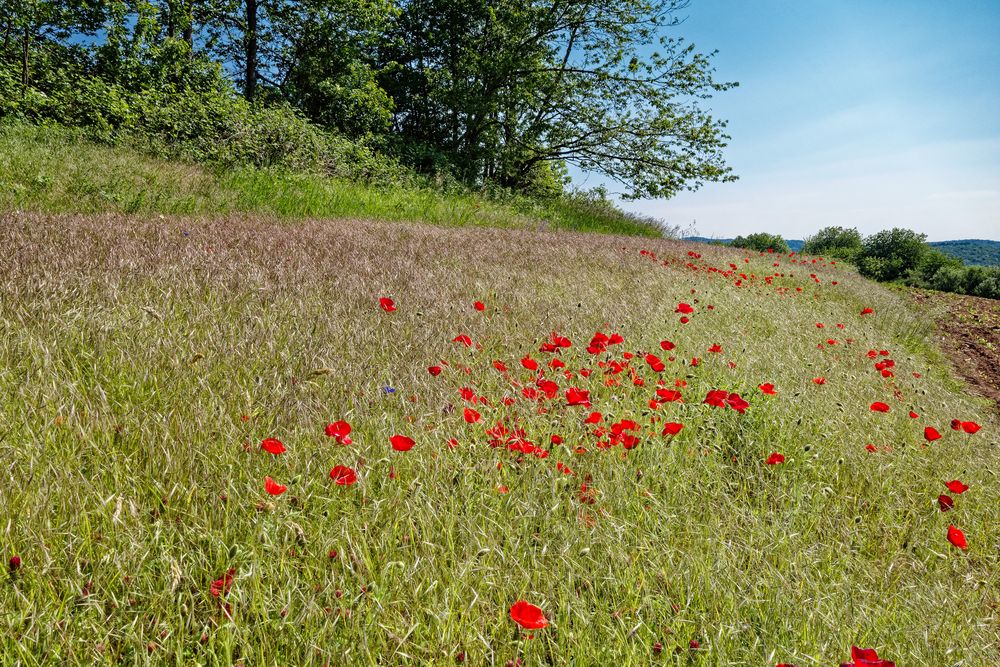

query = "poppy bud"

[{"left": 9, "top": 555, "right": 21, "bottom": 573}]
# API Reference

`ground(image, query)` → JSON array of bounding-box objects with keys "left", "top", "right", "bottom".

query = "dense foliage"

[
  {"left": 812, "top": 226, "right": 1000, "bottom": 300},
  {"left": 802, "top": 226, "right": 863, "bottom": 261},
  {"left": 0, "top": 0, "right": 736, "bottom": 198},
  {"left": 729, "top": 232, "right": 790, "bottom": 254}
]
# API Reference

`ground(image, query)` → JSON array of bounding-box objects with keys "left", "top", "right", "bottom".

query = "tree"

[
  {"left": 730, "top": 232, "right": 790, "bottom": 253},
  {"left": 856, "top": 228, "right": 928, "bottom": 282},
  {"left": 200, "top": 0, "right": 291, "bottom": 101},
  {"left": 281, "top": 0, "right": 395, "bottom": 137},
  {"left": 802, "top": 226, "right": 862, "bottom": 261},
  {"left": 0, "top": 0, "right": 105, "bottom": 95},
  {"left": 381, "top": 0, "right": 736, "bottom": 195}
]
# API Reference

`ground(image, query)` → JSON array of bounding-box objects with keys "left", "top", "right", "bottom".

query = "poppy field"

[{"left": 1, "top": 212, "right": 997, "bottom": 665}]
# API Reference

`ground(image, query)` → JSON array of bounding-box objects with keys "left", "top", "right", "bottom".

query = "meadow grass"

[
  {"left": 0, "top": 123, "right": 663, "bottom": 238},
  {"left": 0, "top": 212, "right": 996, "bottom": 665}
]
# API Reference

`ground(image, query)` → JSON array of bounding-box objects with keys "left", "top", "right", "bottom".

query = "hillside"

[
  {"left": 0, "top": 124, "right": 665, "bottom": 238},
  {"left": 929, "top": 239, "right": 1000, "bottom": 266},
  {"left": 1, "top": 211, "right": 996, "bottom": 665}
]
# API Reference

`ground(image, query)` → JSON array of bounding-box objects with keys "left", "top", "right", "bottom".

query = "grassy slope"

[
  {"left": 0, "top": 124, "right": 663, "bottom": 237},
  {"left": 0, "top": 212, "right": 997, "bottom": 665}
]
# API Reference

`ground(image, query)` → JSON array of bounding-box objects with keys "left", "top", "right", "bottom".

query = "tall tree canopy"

[
  {"left": 382, "top": 0, "right": 736, "bottom": 196},
  {"left": 0, "top": 0, "right": 737, "bottom": 198}
]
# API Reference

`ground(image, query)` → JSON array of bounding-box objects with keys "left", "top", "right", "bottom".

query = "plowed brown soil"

[{"left": 912, "top": 288, "right": 1000, "bottom": 413}]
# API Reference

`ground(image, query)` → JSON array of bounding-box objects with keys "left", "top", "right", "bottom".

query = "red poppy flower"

[
  {"left": 662, "top": 422, "right": 683, "bottom": 436},
  {"left": 210, "top": 568, "right": 236, "bottom": 597},
  {"left": 815, "top": 322, "right": 825, "bottom": 329},
  {"left": 520, "top": 355, "right": 538, "bottom": 371},
  {"left": 765, "top": 452, "right": 785, "bottom": 465},
  {"left": 492, "top": 360, "right": 508, "bottom": 373},
  {"left": 657, "top": 388, "right": 683, "bottom": 402},
  {"left": 584, "top": 411, "right": 603, "bottom": 424},
  {"left": 860, "top": 307, "right": 874, "bottom": 315},
  {"left": 497, "top": 485, "right": 509, "bottom": 494},
  {"left": 261, "top": 438, "right": 286, "bottom": 455},
  {"left": 552, "top": 334, "right": 572, "bottom": 348},
  {"left": 474, "top": 301, "right": 485, "bottom": 311},
  {"left": 463, "top": 407, "right": 482, "bottom": 424},
  {"left": 725, "top": 392, "right": 749, "bottom": 414},
  {"left": 924, "top": 427, "right": 941, "bottom": 442},
  {"left": 679, "top": 316, "right": 690, "bottom": 324},
  {"left": 708, "top": 344, "right": 723, "bottom": 353},
  {"left": 850, "top": 646, "right": 894, "bottom": 667},
  {"left": 961, "top": 421, "right": 981, "bottom": 434},
  {"left": 330, "top": 465, "right": 357, "bottom": 485},
  {"left": 675, "top": 303, "right": 694, "bottom": 314},
  {"left": 509, "top": 600, "right": 548, "bottom": 629},
  {"left": 428, "top": 365, "right": 443, "bottom": 376},
  {"left": 566, "top": 387, "right": 591, "bottom": 407},
  {"left": 452, "top": 334, "right": 472, "bottom": 347},
  {"left": 950, "top": 419, "right": 962, "bottom": 430},
  {"left": 813, "top": 377, "right": 826, "bottom": 385},
  {"left": 703, "top": 389, "right": 727, "bottom": 408},
  {"left": 379, "top": 297, "right": 396, "bottom": 312},
  {"left": 9, "top": 555, "right": 21, "bottom": 573},
  {"left": 947, "top": 524, "right": 967, "bottom": 550},
  {"left": 758, "top": 383, "right": 777, "bottom": 395},
  {"left": 865, "top": 444, "right": 877, "bottom": 452},
  {"left": 937, "top": 494, "right": 954, "bottom": 512},
  {"left": 645, "top": 353, "right": 665, "bottom": 372},
  {"left": 908, "top": 411, "right": 919, "bottom": 419},
  {"left": 870, "top": 402, "right": 890, "bottom": 413},
  {"left": 264, "top": 476, "right": 287, "bottom": 496},
  {"left": 390, "top": 434, "right": 415, "bottom": 451},
  {"left": 660, "top": 340, "right": 676, "bottom": 351},
  {"left": 324, "top": 420, "right": 352, "bottom": 445},
  {"left": 944, "top": 479, "right": 968, "bottom": 494}
]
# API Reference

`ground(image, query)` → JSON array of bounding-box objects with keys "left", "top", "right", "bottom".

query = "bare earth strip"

[{"left": 911, "top": 289, "right": 1000, "bottom": 414}]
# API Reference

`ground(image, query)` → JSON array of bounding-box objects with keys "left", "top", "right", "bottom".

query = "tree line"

[
  {"left": 0, "top": 0, "right": 736, "bottom": 198},
  {"left": 729, "top": 228, "right": 1000, "bottom": 300}
]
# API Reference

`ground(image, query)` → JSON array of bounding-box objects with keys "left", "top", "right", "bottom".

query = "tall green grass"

[
  {"left": 1, "top": 215, "right": 996, "bottom": 665},
  {"left": 0, "top": 123, "right": 665, "bottom": 236}
]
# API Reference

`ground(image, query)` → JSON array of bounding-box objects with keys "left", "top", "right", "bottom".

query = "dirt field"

[{"left": 912, "top": 289, "right": 1000, "bottom": 413}]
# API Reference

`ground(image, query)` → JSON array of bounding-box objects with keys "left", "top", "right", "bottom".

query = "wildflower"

[
  {"left": 261, "top": 438, "right": 286, "bottom": 455},
  {"left": 509, "top": 601, "right": 548, "bottom": 629},
  {"left": 264, "top": 477, "right": 287, "bottom": 496}
]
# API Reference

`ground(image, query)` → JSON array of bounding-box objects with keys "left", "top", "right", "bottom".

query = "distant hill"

[
  {"left": 928, "top": 240, "right": 1000, "bottom": 267},
  {"left": 682, "top": 237, "right": 999, "bottom": 266}
]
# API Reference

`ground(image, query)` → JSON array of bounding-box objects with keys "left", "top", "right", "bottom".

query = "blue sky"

[{"left": 603, "top": 0, "right": 1000, "bottom": 241}]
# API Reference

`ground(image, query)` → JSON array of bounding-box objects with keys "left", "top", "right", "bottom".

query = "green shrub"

[
  {"left": 730, "top": 232, "right": 790, "bottom": 253},
  {"left": 857, "top": 228, "right": 928, "bottom": 282},
  {"left": 802, "top": 226, "right": 863, "bottom": 261}
]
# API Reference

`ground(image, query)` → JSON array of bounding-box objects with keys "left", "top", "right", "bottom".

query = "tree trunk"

[
  {"left": 183, "top": 0, "right": 193, "bottom": 48},
  {"left": 244, "top": 0, "right": 258, "bottom": 101},
  {"left": 21, "top": 25, "right": 29, "bottom": 96}
]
